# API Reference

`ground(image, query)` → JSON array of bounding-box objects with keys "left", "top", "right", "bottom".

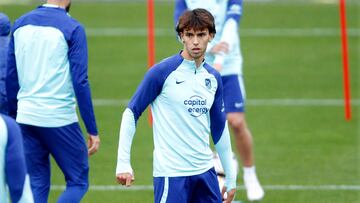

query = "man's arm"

[
  {"left": 68, "top": 25, "right": 100, "bottom": 155},
  {"left": 116, "top": 108, "right": 136, "bottom": 186},
  {"left": 68, "top": 25, "right": 98, "bottom": 136},
  {"left": 214, "top": 123, "right": 237, "bottom": 195},
  {"left": 116, "top": 65, "right": 165, "bottom": 186},
  {"left": 174, "top": 0, "right": 188, "bottom": 28},
  {"left": 5, "top": 34, "right": 19, "bottom": 119},
  {"left": 68, "top": 25, "right": 100, "bottom": 154},
  {"left": 3, "top": 115, "right": 34, "bottom": 203},
  {"left": 209, "top": 71, "right": 237, "bottom": 201},
  {"left": 213, "top": 0, "right": 243, "bottom": 70},
  {"left": 221, "top": 0, "right": 243, "bottom": 47}
]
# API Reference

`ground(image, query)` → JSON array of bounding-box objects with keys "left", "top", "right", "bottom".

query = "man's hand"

[
  {"left": 211, "top": 41, "right": 229, "bottom": 72},
  {"left": 213, "top": 63, "right": 222, "bottom": 72},
  {"left": 88, "top": 134, "right": 100, "bottom": 156},
  {"left": 222, "top": 187, "right": 236, "bottom": 203},
  {"left": 210, "top": 41, "right": 229, "bottom": 55},
  {"left": 116, "top": 172, "right": 135, "bottom": 187}
]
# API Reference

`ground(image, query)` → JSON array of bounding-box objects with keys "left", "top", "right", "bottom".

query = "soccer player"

[
  {"left": 0, "top": 13, "right": 10, "bottom": 114},
  {"left": 6, "top": 1, "right": 100, "bottom": 202},
  {"left": 116, "top": 8, "right": 237, "bottom": 203},
  {"left": 174, "top": 0, "right": 265, "bottom": 201},
  {"left": 0, "top": 114, "right": 34, "bottom": 203}
]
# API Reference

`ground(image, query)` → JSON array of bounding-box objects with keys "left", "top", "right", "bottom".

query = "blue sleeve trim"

[
  {"left": 0, "top": 37, "right": 9, "bottom": 114},
  {"left": 204, "top": 64, "right": 226, "bottom": 144},
  {"left": 226, "top": 0, "right": 243, "bottom": 23},
  {"left": 2, "top": 115, "right": 27, "bottom": 203},
  {"left": 5, "top": 35, "right": 19, "bottom": 119},
  {"left": 174, "top": 0, "right": 188, "bottom": 28},
  {"left": 68, "top": 25, "right": 98, "bottom": 135},
  {"left": 128, "top": 54, "right": 183, "bottom": 123}
]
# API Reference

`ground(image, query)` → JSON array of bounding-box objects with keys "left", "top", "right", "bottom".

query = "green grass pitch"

[{"left": 1, "top": 1, "right": 359, "bottom": 202}]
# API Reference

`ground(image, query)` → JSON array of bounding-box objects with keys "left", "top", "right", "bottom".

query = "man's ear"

[
  {"left": 179, "top": 33, "right": 185, "bottom": 43},
  {"left": 209, "top": 33, "right": 215, "bottom": 42}
]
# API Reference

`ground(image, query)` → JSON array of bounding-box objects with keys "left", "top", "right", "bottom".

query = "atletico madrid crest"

[{"left": 205, "top": 78, "right": 211, "bottom": 89}]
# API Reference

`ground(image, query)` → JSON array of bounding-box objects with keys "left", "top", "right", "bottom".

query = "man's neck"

[
  {"left": 181, "top": 51, "right": 204, "bottom": 68},
  {"left": 194, "top": 58, "right": 203, "bottom": 68},
  {"left": 46, "top": 0, "right": 65, "bottom": 9}
]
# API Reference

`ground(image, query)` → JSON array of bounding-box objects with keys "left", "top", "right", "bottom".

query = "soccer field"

[{"left": 1, "top": 0, "right": 359, "bottom": 202}]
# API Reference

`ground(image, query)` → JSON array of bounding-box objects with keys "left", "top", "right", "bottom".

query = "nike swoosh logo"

[
  {"left": 235, "top": 103, "right": 243, "bottom": 108},
  {"left": 176, "top": 80, "right": 185, "bottom": 84}
]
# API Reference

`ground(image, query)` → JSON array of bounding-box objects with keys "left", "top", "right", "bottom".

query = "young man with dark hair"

[
  {"left": 174, "top": 1, "right": 265, "bottom": 201},
  {"left": 116, "top": 8, "right": 236, "bottom": 203},
  {"left": 6, "top": 0, "right": 100, "bottom": 202}
]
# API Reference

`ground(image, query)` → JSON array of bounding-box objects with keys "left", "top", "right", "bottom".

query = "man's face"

[{"left": 181, "top": 28, "right": 213, "bottom": 60}]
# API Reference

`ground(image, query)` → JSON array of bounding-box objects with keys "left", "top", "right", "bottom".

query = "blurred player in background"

[
  {"left": 0, "top": 13, "right": 11, "bottom": 114},
  {"left": 0, "top": 114, "right": 34, "bottom": 203},
  {"left": 116, "top": 8, "right": 236, "bottom": 203},
  {"left": 174, "top": 0, "right": 265, "bottom": 201},
  {"left": 6, "top": 0, "right": 100, "bottom": 202}
]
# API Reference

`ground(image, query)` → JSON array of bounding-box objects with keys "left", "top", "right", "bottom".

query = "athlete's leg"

[
  {"left": 41, "top": 123, "right": 89, "bottom": 203},
  {"left": 227, "top": 112, "right": 253, "bottom": 167},
  {"left": 222, "top": 75, "right": 264, "bottom": 201},
  {"left": 20, "top": 124, "right": 51, "bottom": 203},
  {"left": 222, "top": 75, "right": 253, "bottom": 166}
]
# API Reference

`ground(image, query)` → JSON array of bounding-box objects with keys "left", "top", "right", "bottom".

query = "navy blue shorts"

[
  {"left": 153, "top": 168, "right": 221, "bottom": 203},
  {"left": 222, "top": 75, "right": 245, "bottom": 113}
]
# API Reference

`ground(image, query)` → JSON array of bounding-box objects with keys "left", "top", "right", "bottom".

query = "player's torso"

[
  {"left": 160, "top": 62, "right": 217, "bottom": 118},
  {"left": 13, "top": 7, "right": 79, "bottom": 127},
  {"left": 151, "top": 59, "right": 218, "bottom": 177}
]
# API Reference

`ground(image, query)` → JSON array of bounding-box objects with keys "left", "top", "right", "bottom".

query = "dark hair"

[{"left": 176, "top": 8, "right": 216, "bottom": 36}]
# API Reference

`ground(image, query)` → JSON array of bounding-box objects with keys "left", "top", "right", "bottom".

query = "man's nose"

[{"left": 193, "top": 36, "right": 199, "bottom": 45}]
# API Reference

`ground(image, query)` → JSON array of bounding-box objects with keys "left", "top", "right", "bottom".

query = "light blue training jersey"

[
  {"left": 6, "top": 4, "right": 98, "bottom": 134},
  {"left": 116, "top": 53, "right": 236, "bottom": 189},
  {"left": 0, "top": 115, "right": 33, "bottom": 203},
  {"left": 174, "top": 0, "right": 243, "bottom": 76}
]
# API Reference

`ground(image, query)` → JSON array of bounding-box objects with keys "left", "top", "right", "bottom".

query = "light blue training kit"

[
  {"left": 6, "top": 4, "right": 98, "bottom": 203},
  {"left": 116, "top": 53, "right": 237, "bottom": 202}
]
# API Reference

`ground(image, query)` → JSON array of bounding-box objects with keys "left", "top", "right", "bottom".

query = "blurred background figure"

[
  {"left": 174, "top": 0, "right": 264, "bottom": 201},
  {"left": 0, "top": 114, "right": 34, "bottom": 203},
  {"left": 5, "top": 0, "right": 100, "bottom": 202},
  {"left": 0, "top": 12, "right": 11, "bottom": 115}
]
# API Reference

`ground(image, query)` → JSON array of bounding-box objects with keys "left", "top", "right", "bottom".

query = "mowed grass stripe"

[
  {"left": 50, "top": 184, "right": 360, "bottom": 191},
  {"left": 86, "top": 28, "right": 360, "bottom": 37}
]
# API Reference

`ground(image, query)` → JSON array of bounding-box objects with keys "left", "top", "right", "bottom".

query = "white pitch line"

[
  {"left": 86, "top": 27, "right": 360, "bottom": 37},
  {"left": 50, "top": 184, "right": 360, "bottom": 191},
  {"left": 92, "top": 98, "right": 360, "bottom": 107}
]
